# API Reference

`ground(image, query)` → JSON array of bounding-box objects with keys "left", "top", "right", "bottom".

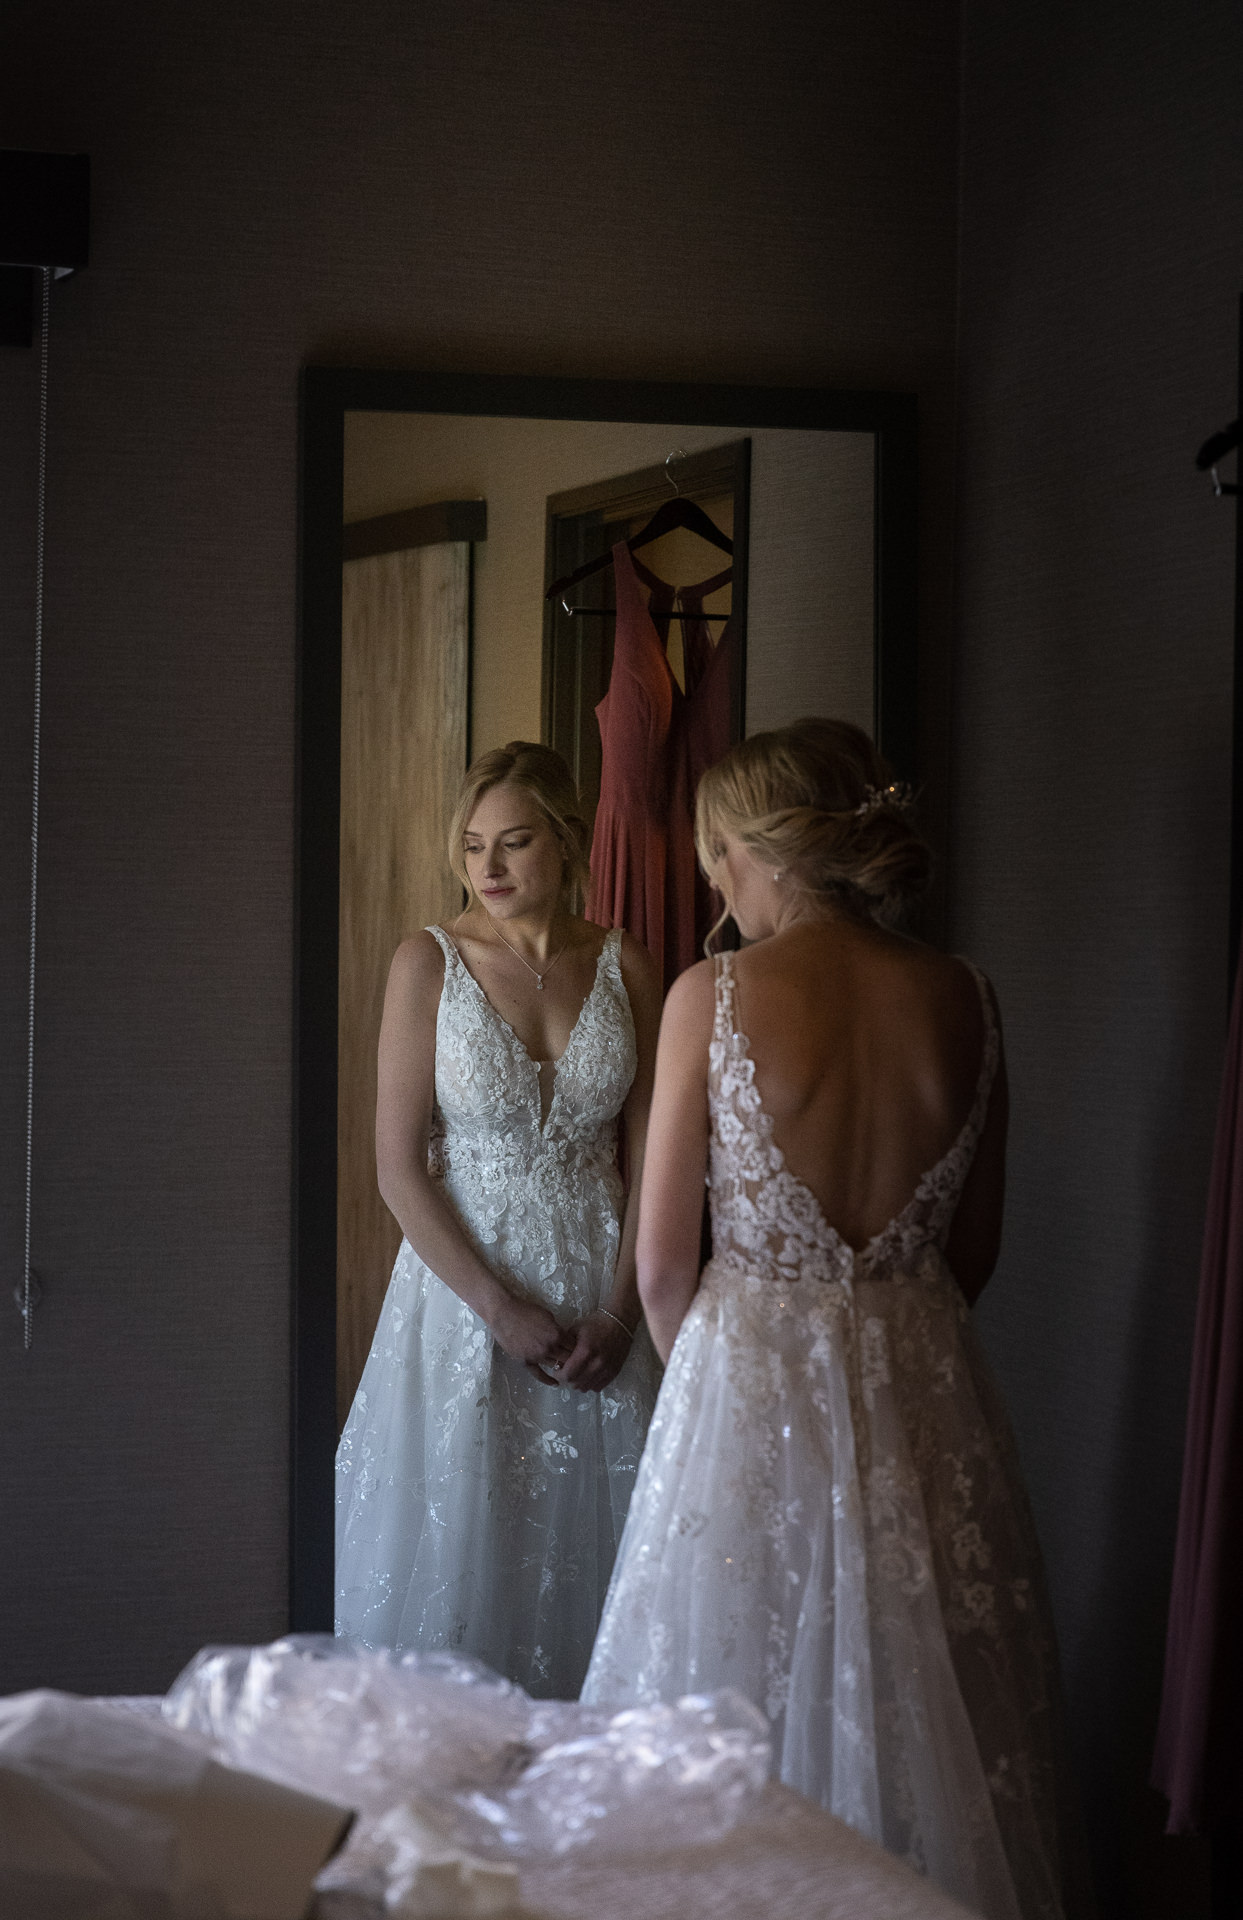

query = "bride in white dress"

[
  {"left": 584, "top": 720, "right": 1091, "bottom": 1920},
  {"left": 337, "top": 742, "right": 662, "bottom": 1697}
]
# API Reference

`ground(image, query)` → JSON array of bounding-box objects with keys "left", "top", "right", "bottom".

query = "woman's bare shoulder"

[
  {"left": 617, "top": 928, "right": 663, "bottom": 995},
  {"left": 949, "top": 949, "right": 1000, "bottom": 1007},
  {"left": 738, "top": 923, "right": 989, "bottom": 1023},
  {"left": 913, "top": 943, "right": 999, "bottom": 1021},
  {"left": 883, "top": 942, "right": 999, "bottom": 1072},
  {"left": 661, "top": 955, "right": 716, "bottom": 1026},
  {"left": 650, "top": 959, "right": 714, "bottom": 1088},
  {"left": 387, "top": 930, "right": 448, "bottom": 1002}
]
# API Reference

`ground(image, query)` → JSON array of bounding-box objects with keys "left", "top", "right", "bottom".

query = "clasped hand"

[
  {"left": 491, "top": 1293, "right": 632, "bottom": 1393},
  {"left": 544, "top": 1309, "right": 634, "bottom": 1392}
]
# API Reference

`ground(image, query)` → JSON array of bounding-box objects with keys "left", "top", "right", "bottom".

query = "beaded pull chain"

[{"left": 18, "top": 269, "right": 52, "bottom": 1351}]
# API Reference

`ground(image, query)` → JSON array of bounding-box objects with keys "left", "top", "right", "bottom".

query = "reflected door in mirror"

[{"left": 337, "top": 533, "right": 470, "bottom": 1423}]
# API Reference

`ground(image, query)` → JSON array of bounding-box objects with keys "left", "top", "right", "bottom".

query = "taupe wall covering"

[
  {"left": 0, "top": 0, "right": 958, "bottom": 1696},
  {"left": 953, "top": 1, "right": 1241, "bottom": 1911}
]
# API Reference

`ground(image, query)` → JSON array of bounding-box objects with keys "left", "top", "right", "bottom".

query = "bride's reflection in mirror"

[
  {"left": 335, "top": 742, "right": 662, "bottom": 1695},
  {"left": 315, "top": 382, "right": 905, "bottom": 1690}
]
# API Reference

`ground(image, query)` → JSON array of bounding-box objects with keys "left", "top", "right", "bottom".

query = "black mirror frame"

[{"left": 292, "top": 366, "right": 918, "bottom": 1629}]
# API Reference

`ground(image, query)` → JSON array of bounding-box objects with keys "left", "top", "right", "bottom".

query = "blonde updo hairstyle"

[
  {"left": 448, "top": 741, "right": 593, "bottom": 907},
  {"left": 694, "top": 717, "right": 931, "bottom": 935}
]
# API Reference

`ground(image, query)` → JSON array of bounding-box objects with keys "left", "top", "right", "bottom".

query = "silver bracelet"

[{"left": 597, "top": 1307, "right": 635, "bottom": 1340}]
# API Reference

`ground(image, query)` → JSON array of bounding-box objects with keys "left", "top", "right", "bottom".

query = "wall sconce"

[{"left": 0, "top": 150, "right": 89, "bottom": 347}]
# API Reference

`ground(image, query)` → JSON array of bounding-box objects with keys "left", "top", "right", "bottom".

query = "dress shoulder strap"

[
  {"left": 712, "top": 950, "right": 739, "bottom": 1041},
  {"left": 592, "top": 927, "right": 625, "bottom": 998},
  {"left": 424, "top": 925, "right": 466, "bottom": 993},
  {"left": 956, "top": 957, "right": 1001, "bottom": 1131},
  {"left": 424, "top": 923, "right": 456, "bottom": 963}
]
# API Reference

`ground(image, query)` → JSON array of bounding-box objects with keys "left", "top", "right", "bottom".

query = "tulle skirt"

[
  {"left": 583, "top": 1247, "right": 1089, "bottom": 1920},
  {"left": 337, "top": 1232, "right": 659, "bottom": 1698}
]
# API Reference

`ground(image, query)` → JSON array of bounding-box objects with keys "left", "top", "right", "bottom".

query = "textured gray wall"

[
  {"left": 953, "top": 1, "right": 1241, "bottom": 1910},
  {"left": 9, "top": 2, "right": 1227, "bottom": 1908},
  {"left": 0, "top": 0, "right": 959, "bottom": 1695}
]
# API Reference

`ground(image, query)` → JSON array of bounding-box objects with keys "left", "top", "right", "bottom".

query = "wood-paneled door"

[{"left": 337, "top": 515, "right": 475, "bottom": 1425}]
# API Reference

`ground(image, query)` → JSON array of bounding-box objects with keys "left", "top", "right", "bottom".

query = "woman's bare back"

[{"left": 730, "top": 921, "right": 993, "bottom": 1255}]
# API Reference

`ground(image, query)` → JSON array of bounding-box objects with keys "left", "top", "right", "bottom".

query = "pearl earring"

[{"left": 772, "top": 869, "right": 783, "bottom": 884}]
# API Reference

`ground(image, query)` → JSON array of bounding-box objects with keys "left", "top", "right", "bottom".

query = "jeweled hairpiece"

[{"left": 853, "top": 780, "right": 916, "bottom": 818}]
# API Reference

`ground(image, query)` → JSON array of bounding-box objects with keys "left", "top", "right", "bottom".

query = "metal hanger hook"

[{"left": 664, "top": 447, "right": 689, "bottom": 495}]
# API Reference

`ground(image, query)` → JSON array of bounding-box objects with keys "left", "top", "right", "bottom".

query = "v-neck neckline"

[{"left": 436, "top": 928, "right": 612, "bottom": 1132}]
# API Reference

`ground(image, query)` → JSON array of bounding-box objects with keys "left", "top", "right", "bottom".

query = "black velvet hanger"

[{"left": 545, "top": 494, "right": 733, "bottom": 613}]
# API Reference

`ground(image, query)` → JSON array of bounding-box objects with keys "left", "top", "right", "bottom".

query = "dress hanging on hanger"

[
  {"left": 587, "top": 540, "right": 735, "bottom": 988},
  {"left": 587, "top": 542, "right": 675, "bottom": 973},
  {"left": 633, "top": 552, "right": 735, "bottom": 981}
]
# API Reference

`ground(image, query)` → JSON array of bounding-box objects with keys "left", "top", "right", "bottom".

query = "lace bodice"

[
  {"left": 424, "top": 925, "right": 637, "bottom": 1293},
  {"left": 707, "top": 953, "right": 999, "bottom": 1286}
]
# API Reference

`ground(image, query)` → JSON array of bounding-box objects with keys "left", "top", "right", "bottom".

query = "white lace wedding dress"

[
  {"left": 336, "top": 926, "right": 660, "bottom": 1698},
  {"left": 584, "top": 954, "right": 1088, "bottom": 1920}
]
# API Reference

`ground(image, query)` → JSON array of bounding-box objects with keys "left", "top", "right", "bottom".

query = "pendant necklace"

[{"left": 490, "top": 921, "right": 567, "bottom": 991}]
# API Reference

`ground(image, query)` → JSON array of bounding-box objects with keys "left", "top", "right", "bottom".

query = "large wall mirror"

[{"left": 294, "top": 369, "right": 917, "bottom": 1627}]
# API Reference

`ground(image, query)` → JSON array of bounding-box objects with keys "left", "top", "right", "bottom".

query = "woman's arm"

[
  {"left": 376, "top": 935, "right": 573, "bottom": 1375},
  {"left": 559, "top": 932, "right": 664, "bottom": 1392},
  {"left": 943, "top": 984, "right": 1009, "bottom": 1307},
  {"left": 635, "top": 960, "right": 715, "bottom": 1363}
]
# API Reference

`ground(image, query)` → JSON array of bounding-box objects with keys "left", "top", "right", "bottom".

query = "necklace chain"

[{"left": 489, "top": 920, "right": 567, "bottom": 990}]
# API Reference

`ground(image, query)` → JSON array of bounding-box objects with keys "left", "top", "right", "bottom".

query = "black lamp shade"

[
  {"left": 0, "top": 151, "right": 90, "bottom": 270},
  {"left": 0, "top": 151, "right": 89, "bottom": 348}
]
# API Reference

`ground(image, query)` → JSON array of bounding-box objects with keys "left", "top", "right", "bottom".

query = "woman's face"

[{"left": 462, "top": 783, "right": 566, "bottom": 921}]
